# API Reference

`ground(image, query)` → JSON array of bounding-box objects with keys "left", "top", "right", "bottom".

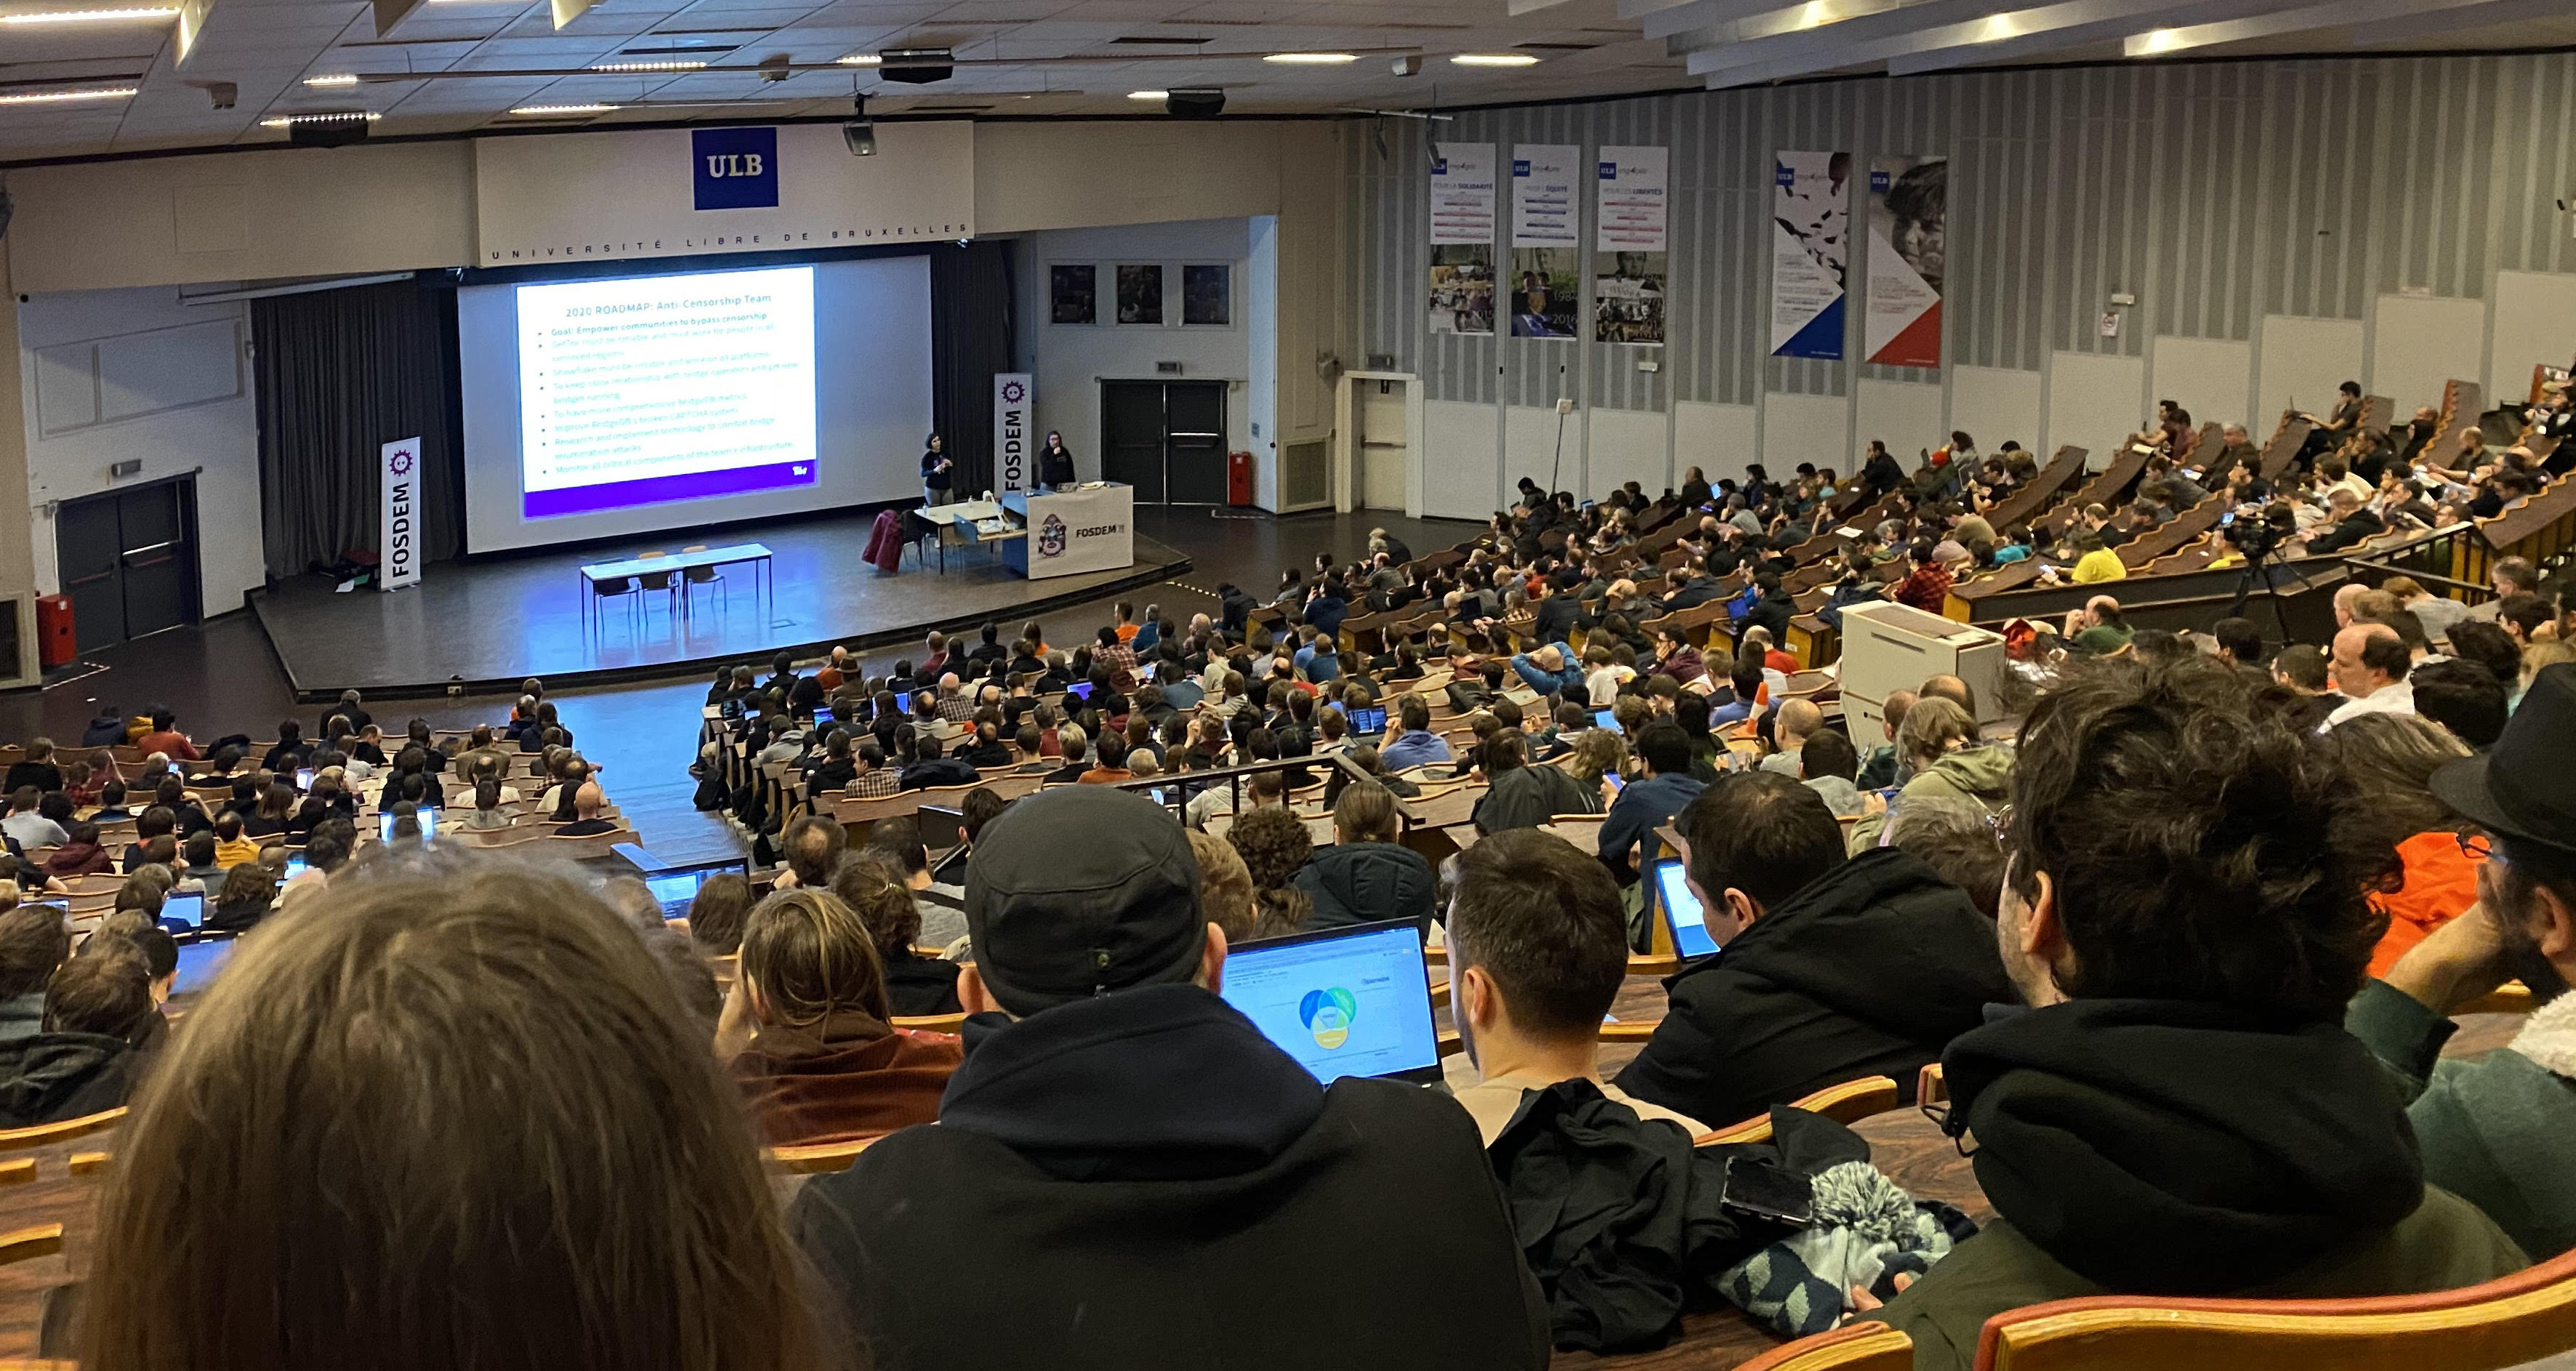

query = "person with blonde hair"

[
  {"left": 725, "top": 886, "right": 962, "bottom": 1148},
  {"left": 74, "top": 854, "right": 835, "bottom": 1371},
  {"left": 1851, "top": 695, "right": 2013, "bottom": 850}
]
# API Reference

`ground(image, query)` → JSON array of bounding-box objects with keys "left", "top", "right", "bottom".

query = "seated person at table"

[
  {"left": 0, "top": 944, "right": 156, "bottom": 1126},
  {"left": 789, "top": 786, "right": 1547, "bottom": 1371},
  {"left": 455, "top": 779, "right": 515, "bottom": 831},
  {"left": 830, "top": 853, "right": 963, "bottom": 1017},
  {"left": 1615, "top": 772, "right": 2009, "bottom": 1130},
  {"left": 1290, "top": 780, "right": 1436, "bottom": 936},
  {"left": 723, "top": 887, "right": 961, "bottom": 1149},
  {"left": 1597, "top": 721, "right": 1707, "bottom": 885},
  {"left": 1874, "top": 657, "right": 2526, "bottom": 1369},
  {"left": 2345, "top": 663, "right": 2576, "bottom": 1259},
  {"left": 1449, "top": 829, "right": 1707, "bottom": 1146},
  {"left": 553, "top": 783, "right": 619, "bottom": 837}
]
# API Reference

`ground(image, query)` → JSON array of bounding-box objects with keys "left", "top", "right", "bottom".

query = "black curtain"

[
  {"left": 251, "top": 278, "right": 465, "bottom": 581},
  {"left": 930, "top": 240, "right": 1018, "bottom": 496}
]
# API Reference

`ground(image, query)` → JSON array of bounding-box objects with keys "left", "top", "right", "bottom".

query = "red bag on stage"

[{"left": 865, "top": 510, "right": 906, "bottom": 573}]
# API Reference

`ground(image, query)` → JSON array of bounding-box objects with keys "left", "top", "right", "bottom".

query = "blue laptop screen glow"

[
  {"left": 1219, "top": 922, "right": 1440, "bottom": 1085},
  {"left": 174, "top": 937, "right": 236, "bottom": 995},
  {"left": 1654, "top": 858, "right": 1720, "bottom": 959}
]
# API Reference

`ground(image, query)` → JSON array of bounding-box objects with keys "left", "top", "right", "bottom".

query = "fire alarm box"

[{"left": 1227, "top": 451, "right": 1255, "bottom": 507}]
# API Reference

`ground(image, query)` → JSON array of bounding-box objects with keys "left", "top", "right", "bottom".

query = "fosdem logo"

[
  {"left": 388, "top": 447, "right": 414, "bottom": 476},
  {"left": 1038, "top": 512, "right": 1067, "bottom": 558},
  {"left": 1001, "top": 379, "right": 1027, "bottom": 404}
]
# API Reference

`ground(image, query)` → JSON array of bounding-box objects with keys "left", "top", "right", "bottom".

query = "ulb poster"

[
  {"left": 1771, "top": 150, "right": 1851, "bottom": 359},
  {"left": 1866, "top": 155, "right": 1947, "bottom": 367},
  {"left": 1510, "top": 144, "right": 1581, "bottom": 339},
  {"left": 1593, "top": 145, "right": 1667, "bottom": 345},
  {"left": 1510, "top": 249, "right": 1581, "bottom": 339},
  {"left": 1427, "top": 142, "right": 1497, "bottom": 336}
]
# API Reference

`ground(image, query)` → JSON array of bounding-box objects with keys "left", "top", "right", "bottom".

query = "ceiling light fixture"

[
  {"left": 0, "top": 4, "right": 175, "bottom": 21},
  {"left": 258, "top": 109, "right": 378, "bottom": 126},
  {"left": 0, "top": 84, "right": 136, "bottom": 103},
  {"left": 302, "top": 73, "right": 360, "bottom": 87},
  {"left": 1976, "top": 12, "right": 2019, "bottom": 41},
  {"left": 1127, "top": 88, "right": 1169, "bottom": 100},
  {"left": 1263, "top": 52, "right": 1356, "bottom": 64},
  {"left": 591, "top": 58, "right": 704, "bottom": 71},
  {"left": 1449, "top": 52, "right": 1538, "bottom": 67},
  {"left": 835, "top": 52, "right": 881, "bottom": 65},
  {"left": 510, "top": 102, "right": 617, "bottom": 115},
  {"left": 2135, "top": 27, "right": 2183, "bottom": 54}
]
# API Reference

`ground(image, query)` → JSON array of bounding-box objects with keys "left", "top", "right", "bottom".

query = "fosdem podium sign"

[
  {"left": 994, "top": 373, "right": 1034, "bottom": 494},
  {"left": 380, "top": 437, "right": 423, "bottom": 592}
]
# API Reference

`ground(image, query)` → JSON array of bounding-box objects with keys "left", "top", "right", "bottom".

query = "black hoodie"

[
  {"left": 1616, "top": 849, "right": 2011, "bottom": 1130},
  {"left": 1291, "top": 842, "right": 1437, "bottom": 936},
  {"left": 789, "top": 984, "right": 1547, "bottom": 1371},
  {"left": 0, "top": 1032, "right": 143, "bottom": 1127}
]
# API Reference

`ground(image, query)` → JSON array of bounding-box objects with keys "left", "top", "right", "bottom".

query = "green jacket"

[
  {"left": 1848, "top": 745, "right": 2013, "bottom": 852},
  {"left": 1879, "top": 1194, "right": 2526, "bottom": 1371},
  {"left": 2346, "top": 978, "right": 2576, "bottom": 1261}
]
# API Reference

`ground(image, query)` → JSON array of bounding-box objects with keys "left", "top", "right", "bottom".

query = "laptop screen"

[
  {"left": 1219, "top": 920, "right": 1441, "bottom": 1085},
  {"left": 917, "top": 805, "right": 967, "bottom": 856},
  {"left": 160, "top": 891, "right": 205, "bottom": 933},
  {"left": 645, "top": 861, "right": 744, "bottom": 920},
  {"left": 1652, "top": 857, "right": 1720, "bottom": 959},
  {"left": 1594, "top": 708, "right": 1619, "bottom": 732},
  {"left": 379, "top": 808, "right": 438, "bottom": 844},
  {"left": 173, "top": 934, "right": 238, "bottom": 995}
]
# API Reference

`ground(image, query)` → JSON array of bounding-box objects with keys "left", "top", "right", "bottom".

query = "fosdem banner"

[
  {"left": 1427, "top": 142, "right": 1497, "bottom": 335},
  {"left": 1593, "top": 145, "right": 1667, "bottom": 346},
  {"left": 1510, "top": 145, "right": 1582, "bottom": 339},
  {"left": 380, "top": 436, "right": 423, "bottom": 592},
  {"left": 993, "top": 373, "right": 1034, "bottom": 494},
  {"left": 1770, "top": 150, "right": 1851, "bottom": 360},
  {"left": 1866, "top": 156, "right": 1947, "bottom": 368}
]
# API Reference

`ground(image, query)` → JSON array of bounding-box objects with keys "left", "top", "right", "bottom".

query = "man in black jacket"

[
  {"left": 1291, "top": 779, "right": 1436, "bottom": 935},
  {"left": 789, "top": 787, "right": 1547, "bottom": 1371},
  {"left": 0, "top": 948, "right": 153, "bottom": 1127},
  {"left": 1616, "top": 772, "right": 2009, "bottom": 1130}
]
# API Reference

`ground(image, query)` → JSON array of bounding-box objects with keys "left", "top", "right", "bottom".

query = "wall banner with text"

[
  {"left": 1865, "top": 155, "right": 1947, "bottom": 368},
  {"left": 1427, "top": 142, "right": 1497, "bottom": 336},
  {"left": 1594, "top": 145, "right": 1667, "bottom": 346},
  {"left": 1770, "top": 150, "right": 1851, "bottom": 360},
  {"left": 1510, "top": 144, "right": 1582, "bottom": 339},
  {"left": 993, "top": 373, "right": 1034, "bottom": 494}
]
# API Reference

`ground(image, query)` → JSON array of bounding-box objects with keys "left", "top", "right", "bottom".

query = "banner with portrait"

[
  {"left": 1427, "top": 142, "right": 1497, "bottom": 335},
  {"left": 1866, "top": 155, "right": 1947, "bottom": 368},
  {"left": 1770, "top": 150, "right": 1851, "bottom": 359},
  {"left": 1593, "top": 145, "right": 1667, "bottom": 345},
  {"left": 1510, "top": 144, "right": 1581, "bottom": 339}
]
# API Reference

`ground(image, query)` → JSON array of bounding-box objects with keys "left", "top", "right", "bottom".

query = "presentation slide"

[
  {"left": 459, "top": 255, "right": 931, "bottom": 554},
  {"left": 1220, "top": 925, "right": 1439, "bottom": 1085},
  {"left": 517, "top": 267, "right": 816, "bottom": 520}
]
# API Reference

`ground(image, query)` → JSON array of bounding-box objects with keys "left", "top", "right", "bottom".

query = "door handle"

[
  {"left": 1169, "top": 432, "right": 1221, "bottom": 439},
  {"left": 121, "top": 540, "right": 176, "bottom": 561},
  {"left": 64, "top": 571, "right": 113, "bottom": 589}
]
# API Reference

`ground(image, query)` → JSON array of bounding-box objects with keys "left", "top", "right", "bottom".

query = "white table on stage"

[
  {"left": 1001, "top": 482, "right": 1135, "bottom": 580},
  {"left": 914, "top": 498, "right": 1024, "bottom": 574}
]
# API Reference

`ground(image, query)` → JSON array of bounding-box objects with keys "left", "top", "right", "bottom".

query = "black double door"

[
  {"left": 57, "top": 476, "right": 201, "bottom": 651},
  {"left": 1100, "top": 380, "right": 1228, "bottom": 504}
]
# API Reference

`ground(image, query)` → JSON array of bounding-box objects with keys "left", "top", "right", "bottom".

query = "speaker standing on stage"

[
  {"left": 922, "top": 434, "right": 954, "bottom": 507},
  {"left": 1039, "top": 432, "right": 1076, "bottom": 490}
]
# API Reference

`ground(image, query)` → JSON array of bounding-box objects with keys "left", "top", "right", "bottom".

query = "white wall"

[
  {"left": 1760, "top": 392, "right": 1851, "bottom": 477},
  {"left": 17, "top": 287, "right": 260, "bottom": 618},
  {"left": 2257, "top": 315, "right": 2366, "bottom": 435},
  {"left": 1585, "top": 407, "right": 1669, "bottom": 499},
  {"left": 2488, "top": 270, "right": 2576, "bottom": 404},
  {"left": 2151, "top": 336, "right": 2254, "bottom": 435},
  {"left": 1674, "top": 402, "right": 1758, "bottom": 487},
  {"left": 2048, "top": 351, "right": 2149, "bottom": 476},
  {"left": 1856, "top": 380, "right": 1945, "bottom": 460},
  {"left": 2372, "top": 294, "right": 2490, "bottom": 416},
  {"left": 1950, "top": 368, "right": 2042, "bottom": 455},
  {"left": 1423, "top": 399, "right": 1497, "bottom": 521},
  {"left": 1015, "top": 218, "right": 1255, "bottom": 485}
]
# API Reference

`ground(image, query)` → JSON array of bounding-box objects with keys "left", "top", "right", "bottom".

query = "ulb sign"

[{"left": 693, "top": 126, "right": 779, "bottom": 211}]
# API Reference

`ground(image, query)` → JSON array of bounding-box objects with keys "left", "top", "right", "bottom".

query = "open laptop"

[
  {"left": 172, "top": 931, "right": 239, "bottom": 996},
  {"left": 643, "top": 859, "right": 747, "bottom": 920},
  {"left": 158, "top": 890, "right": 206, "bottom": 933},
  {"left": 1218, "top": 920, "right": 1443, "bottom": 1086},
  {"left": 1594, "top": 707, "right": 1619, "bottom": 732},
  {"left": 1347, "top": 704, "right": 1388, "bottom": 737},
  {"left": 379, "top": 808, "right": 438, "bottom": 844},
  {"left": 1650, "top": 856, "right": 1720, "bottom": 960}
]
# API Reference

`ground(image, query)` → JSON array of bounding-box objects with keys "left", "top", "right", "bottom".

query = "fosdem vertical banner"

[
  {"left": 380, "top": 436, "right": 423, "bottom": 592},
  {"left": 993, "top": 373, "right": 1034, "bottom": 494},
  {"left": 1594, "top": 145, "right": 1667, "bottom": 345},
  {"left": 1510, "top": 144, "right": 1582, "bottom": 339},
  {"left": 1427, "top": 142, "right": 1497, "bottom": 336},
  {"left": 1866, "top": 156, "right": 1947, "bottom": 368},
  {"left": 1770, "top": 150, "right": 1852, "bottom": 359}
]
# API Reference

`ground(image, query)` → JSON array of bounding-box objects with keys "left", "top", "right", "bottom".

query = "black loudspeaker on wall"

[
  {"left": 287, "top": 118, "right": 369, "bottom": 149},
  {"left": 1167, "top": 88, "right": 1226, "bottom": 119}
]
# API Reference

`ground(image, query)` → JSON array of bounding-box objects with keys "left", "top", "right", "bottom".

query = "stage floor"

[{"left": 249, "top": 511, "right": 1188, "bottom": 701}]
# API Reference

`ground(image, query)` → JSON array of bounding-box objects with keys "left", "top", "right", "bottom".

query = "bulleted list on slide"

[{"left": 515, "top": 265, "right": 817, "bottom": 518}]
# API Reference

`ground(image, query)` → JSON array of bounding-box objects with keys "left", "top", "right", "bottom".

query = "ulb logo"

[
  {"left": 693, "top": 126, "right": 779, "bottom": 211},
  {"left": 1038, "top": 512, "right": 1067, "bottom": 558}
]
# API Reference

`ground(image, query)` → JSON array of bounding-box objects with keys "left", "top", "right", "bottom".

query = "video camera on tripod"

[{"left": 2221, "top": 505, "right": 2298, "bottom": 560}]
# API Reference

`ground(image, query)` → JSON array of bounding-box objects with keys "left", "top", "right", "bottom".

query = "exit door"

[
  {"left": 56, "top": 475, "right": 201, "bottom": 652},
  {"left": 1100, "top": 380, "right": 1229, "bottom": 504}
]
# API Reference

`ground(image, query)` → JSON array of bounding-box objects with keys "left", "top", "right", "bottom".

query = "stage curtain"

[
  {"left": 930, "top": 240, "right": 1018, "bottom": 496},
  {"left": 251, "top": 278, "right": 465, "bottom": 581}
]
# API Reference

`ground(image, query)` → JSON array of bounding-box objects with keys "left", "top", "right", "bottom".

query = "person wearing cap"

[
  {"left": 785, "top": 786, "right": 1547, "bottom": 1371},
  {"left": 2346, "top": 661, "right": 2576, "bottom": 1258}
]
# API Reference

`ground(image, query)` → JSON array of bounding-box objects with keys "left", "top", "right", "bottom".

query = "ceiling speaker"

[
  {"left": 1166, "top": 87, "right": 1225, "bottom": 119},
  {"left": 881, "top": 47, "right": 953, "bottom": 84},
  {"left": 287, "top": 118, "right": 370, "bottom": 149}
]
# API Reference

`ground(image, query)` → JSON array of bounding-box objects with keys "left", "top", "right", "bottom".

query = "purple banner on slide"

[{"left": 523, "top": 459, "right": 817, "bottom": 519}]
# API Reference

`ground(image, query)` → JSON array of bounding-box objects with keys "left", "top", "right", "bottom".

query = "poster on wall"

[
  {"left": 1770, "top": 150, "right": 1851, "bottom": 359},
  {"left": 1865, "top": 156, "right": 1947, "bottom": 368},
  {"left": 1511, "top": 144, "right": 1582, "bottom": 339},
  {"left": 1594, "top": 145, "right": 1667, "bottom": 346},
  {"left": 1428, "top": 142, "right": 1497, "bottom": 336}
]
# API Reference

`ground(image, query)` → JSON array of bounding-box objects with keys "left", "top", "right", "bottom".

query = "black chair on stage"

[
  {"left": 679, "top": 543, "right": 729, "bottom": 614},
  {"left": 588, "top": 571, "right": 640, "bottom": 638},
  {"left": 631, "top": 550, "right": 680, "bottom": 627}
]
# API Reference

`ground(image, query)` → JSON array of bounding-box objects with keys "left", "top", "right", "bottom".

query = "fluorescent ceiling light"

[
  {"left": 0, "top": 84, "right": 135, "bottom": 103},
  {"left": 1127, "top": 89, "right": 1169, "bottom": 100},
  {"left": 259, "top": 110, "right": 379, "bottom": 126},
  {"left": 0, "top": 4, "right": 175, "bottom": 21},
  {"left": 1449, "top": 52, "right": 1539, "bottom": 67},
  {"left": 302, "top": 73, "right": 360, "bottom": 87},
  {"left": 1263, "top": 52, "right": 1357, "bottom": 64},
  {"left": 836, "top": 52, "right": 881, "bottom": 65},
  {"left": 2135, "top": 27, "right": 2183, "bottom": 53},
  {"left": 510, "top": 102, "right": 616, "bottom": 115},
  {"left": 1976, "top": 12, "right": 2019, "bottom": 42},
  {"left": 592, "top": 59, "right": 704, "bottom": 71}
]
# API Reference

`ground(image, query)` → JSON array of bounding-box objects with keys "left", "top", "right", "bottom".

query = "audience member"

[
  {"left": 0, "top": 904, "right": 71, "bottom": 1042},
  {"left": 0, "top": 946, "right": 156, "bottom": 1126},
  {"left": 828, "top": 853, "right": 963, "bottom": 1016},
  {"left": 1289, "top": 780, "right": 1434, "bottom": 935}
]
